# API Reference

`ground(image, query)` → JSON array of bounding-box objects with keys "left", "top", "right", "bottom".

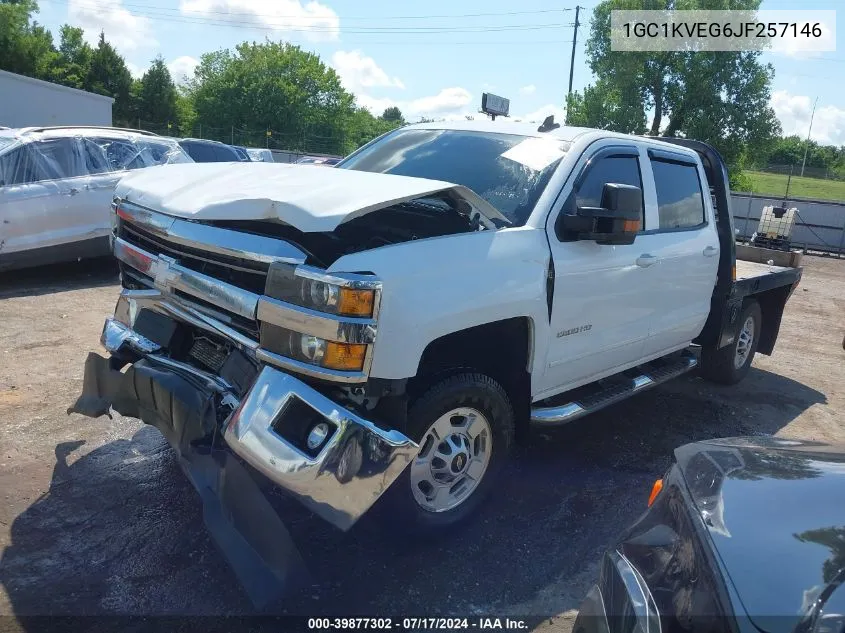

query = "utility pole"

[
  {"left": 566, "top": 5, "right": 581, "bottom": 124},
  {"left": 800, "top": 96, "right": 819, "bottom": 178}
]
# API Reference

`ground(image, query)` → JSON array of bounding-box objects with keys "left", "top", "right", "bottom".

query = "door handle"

[
  {"left": 703, "top": 245, "right": 718, "bottom": 257},
  {"left": 636, "top": 254, "right": 658, "bottom": 268}
]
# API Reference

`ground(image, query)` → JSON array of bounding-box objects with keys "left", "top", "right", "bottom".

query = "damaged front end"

[{"left": 69, "top": 199, "right": 418, "bottom": 605}]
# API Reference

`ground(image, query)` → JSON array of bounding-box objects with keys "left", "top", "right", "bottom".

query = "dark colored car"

[
  {"left": 177, "top": 138, "right": 242, "bottom": 163},
  {"left": 575, "top": 437, "right": 845, "bottom": 633},
  {"left": 294, "top": 155, "right": 341, "bottom": 166}
]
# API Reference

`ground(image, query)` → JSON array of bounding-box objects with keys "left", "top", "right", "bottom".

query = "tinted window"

[
  {"left": 0, "top": 145, "right": 61, "bottom": 184},
  {"left": 652, "top": 160, "right": 706, "bottom": 229},
  {"left": 338, "top": 129, "right": 567, "bottom": 226},
  {"left": 88, "top": 138, "right": 140, "bottom": 170},
  {"left": 576, "top": 155, "right": 643, "bottom": 225},
  {"left": 81, "top": 139, "right": 112, "bottom": 174},
  {"left": 180, "top": 141, "right": 217, "bottom": 162},
  {"left": 31, "top": 139, "right": 86, "bottom": 179},
  {"left": 215, "top": 144, "right": 239, "bottom": 161}
]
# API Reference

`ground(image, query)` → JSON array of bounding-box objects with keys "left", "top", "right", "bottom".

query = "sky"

[{"left": 30, "top": 0, "right": 845, "bottom": 145}]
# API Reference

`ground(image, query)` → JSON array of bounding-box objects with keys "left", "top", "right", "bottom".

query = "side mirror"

[{"left": 557, "top": 182, "right": 642, "bottom": 245}]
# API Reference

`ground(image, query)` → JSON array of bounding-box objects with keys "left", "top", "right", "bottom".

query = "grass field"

[{"left": 745, "top": 171, "right": 845, "bottom": 202}]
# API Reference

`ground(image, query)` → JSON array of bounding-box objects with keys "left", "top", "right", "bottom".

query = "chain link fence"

[
  {"left": 754, "top": 163, "right": 845, "bottom": 182},
  {"left": 119, "top": 119, "right": 347, "bottom": 158}
]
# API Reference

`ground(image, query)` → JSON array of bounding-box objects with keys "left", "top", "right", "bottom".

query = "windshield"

[{"left": 338, "top": 129, "right": 567, "bottom": 226}]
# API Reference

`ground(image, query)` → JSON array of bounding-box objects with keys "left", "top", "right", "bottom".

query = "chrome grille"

[
  {"left": 110, "top": 200, "right": 379, "bottom": 383},
  {"left": 118, "top": 219, "right": 269, "bottom": 295}
]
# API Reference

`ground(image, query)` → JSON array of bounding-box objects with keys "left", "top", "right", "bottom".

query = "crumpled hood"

[{"left": 114, "top": 161, "right": 508, "bottom": 233}]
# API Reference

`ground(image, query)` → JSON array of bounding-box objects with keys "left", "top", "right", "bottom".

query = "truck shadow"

[
  {"left": 0, "top": 257, "right": 118, "bottom": 299},
  {"left": 0, "top": 367, "right": 827, "bottom": 627}
]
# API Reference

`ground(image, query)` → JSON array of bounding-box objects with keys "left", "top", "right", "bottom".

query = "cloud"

[
  {"left": 124, "top": 56, "right": 199, "bottom": 84},
  {"left": 360, "top": 87, "right": 473, "bottom": 120},
  {"left": 770, "top": 90, "right": 845, "bottom": 146},
  {"left": 517, "top": 103, "right": 567, "bottom": 124},
  {"left": 168, "top": 56, "right": 200, "bottom": 84},
  {"left": 180, "top": 0, "right": 339, "bottom": 41},
  {"left": 331, "top": 50, "right": 404, "bottom": 95},
  {"left": 519, "top": 84, "right": 536, "bottom": 95},
  {"left": 126, "top": 62, "right": 147, "bottom": 80},
  {"left": 769, "top": 19, "right": 836, "bottom": 58},
  {"left": 408, "top": 88, "right": 473, "bottom": 117},
  {"left": 69, "top": 0, "right": 156, "bottom": 53}
]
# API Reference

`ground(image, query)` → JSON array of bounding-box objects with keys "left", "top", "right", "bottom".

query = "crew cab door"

[
  {"left": 639, "top": 148, "right": 719, "bottom": 357},
  {"left": 536, "top": 142, "right": 665, "bottom": 399}
]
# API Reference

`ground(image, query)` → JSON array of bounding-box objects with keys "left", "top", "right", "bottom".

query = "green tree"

[
  {"left": 85, "top": 32, "right": 133, "bottom": 123},
  {"left": 381, "top": 106, "right": 404, "bottom": 123},
  {"left": 136, "top": 56, "right": 178, "bottom": 129},
  {"left": 190, "top": 41, "right": 356, "bottom": 154},
  {"left": 55, "top": 25, "right": 92, "bottom": 89},
  {"left": 566, "top": 79, "right": 645, "bottom": 133},
  {"left": 0, "top": 0, "right": 59, "bottom": 80},
  {"left": 175, "top": 91, "right": 197, "bottom": 136},
  {"left": 578, "top": 0, "right": 781, "bottom": 171}
]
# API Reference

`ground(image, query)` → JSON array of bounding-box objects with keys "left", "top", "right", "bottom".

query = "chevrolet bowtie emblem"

[{"left": 151, "top": 255, "right": 179, "bottom": 292}]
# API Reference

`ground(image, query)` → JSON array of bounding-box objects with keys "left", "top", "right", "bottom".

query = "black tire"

[
  {"left": 377, "top": 372, "right": 514, "bottom": 536},
  {"left": 701, "top": 300, "right": 762, "bottom": 385}
]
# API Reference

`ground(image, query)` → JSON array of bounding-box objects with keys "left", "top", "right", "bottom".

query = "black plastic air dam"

[{"left": 68, "top": 352, "right": 309, "bottom": 608}]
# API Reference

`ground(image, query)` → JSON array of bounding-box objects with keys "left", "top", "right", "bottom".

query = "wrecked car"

[{"left": 71, "top": 121, "right": 801, "bottom": 601}]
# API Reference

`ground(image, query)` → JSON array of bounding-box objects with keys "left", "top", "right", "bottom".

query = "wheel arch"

[{"left": 410, "top": 316, "right": 534, "bottom": 442}]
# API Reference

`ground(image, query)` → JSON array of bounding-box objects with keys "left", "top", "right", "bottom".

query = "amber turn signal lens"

[
  {"left": 337, "top": 288, "right": 375, "bottom": 317},
  {"left": 622, "top": 219, "right": 640, "bottom": 232},
  {"left": 323, "top": 342, "right": 367, "bottom": 371},
  {"left": 648, "top": 478, "right": 663, "bottom": 507}
]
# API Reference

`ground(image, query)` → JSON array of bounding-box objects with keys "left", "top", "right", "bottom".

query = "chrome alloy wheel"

[
  {"left": 409, "top": 407, "right": 492, "bottom": 513},
  {"left": 734, "top": 315, "right": 755, "bottom": 369}
]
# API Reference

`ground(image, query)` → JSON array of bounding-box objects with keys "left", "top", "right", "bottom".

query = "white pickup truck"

[{"left": 71, "top": 120, "right": 802, "bottom": 601}]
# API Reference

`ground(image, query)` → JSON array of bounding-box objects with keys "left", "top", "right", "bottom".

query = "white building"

[{"left": 0, "top": 69, "right": 113, "bottom": 128}]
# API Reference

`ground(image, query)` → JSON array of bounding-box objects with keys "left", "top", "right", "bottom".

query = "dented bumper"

[
  {"left": 75, "top": 318, "right": 417, "bottom": 531},
  {"left": 70, "top": 312, "right": 416, "bottom": 604}
]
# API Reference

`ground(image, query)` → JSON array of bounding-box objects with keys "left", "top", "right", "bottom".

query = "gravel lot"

[{"left": 0, "top": 255, "right": 843, "bottom": 631}]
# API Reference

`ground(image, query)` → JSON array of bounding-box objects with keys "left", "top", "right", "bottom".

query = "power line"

[
  {"left": 52, "top": 0, "right": 576, "bottom": 21},
  {"left": 43, "top": 0, "right": 576, "bottom": 33}
]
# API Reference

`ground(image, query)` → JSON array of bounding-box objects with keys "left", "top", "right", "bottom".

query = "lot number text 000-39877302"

[{"left": 307, "top": 617, "right": 529, "bottom": 630}]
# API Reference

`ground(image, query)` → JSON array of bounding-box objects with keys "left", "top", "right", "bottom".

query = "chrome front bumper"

[
  {"left": 225, "top": 367, "right": 416, "bottom": 530},
  {"left": 86, "top": 316, "right": 417, "bottom": 531}
]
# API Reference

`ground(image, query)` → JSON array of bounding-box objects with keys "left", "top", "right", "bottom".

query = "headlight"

[
  {"left": 266, "top": 263, "right": 376, "bottom": 317},
  {"left": 262, "top": 323, "right": 367, "bottom": 372}
]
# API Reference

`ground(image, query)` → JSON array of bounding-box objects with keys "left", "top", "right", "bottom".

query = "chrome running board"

[{"left": 530, "top": 352, "right": 698, "bottom": 425}]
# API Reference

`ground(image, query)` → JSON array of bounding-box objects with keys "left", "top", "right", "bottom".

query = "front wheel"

[
  {"left": 701, "top": 300, "right": 762, "bottom": 385},
  {"left": 378, "top": 372, "right": 514, "bottom": 535}
]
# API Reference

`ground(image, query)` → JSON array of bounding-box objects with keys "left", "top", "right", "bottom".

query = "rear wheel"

[
  {"left": 701, "top": 300, "right": 761, "bottom": 385},
  {"left": 378, "top": 372, "right": 514, "bottom": 535}
]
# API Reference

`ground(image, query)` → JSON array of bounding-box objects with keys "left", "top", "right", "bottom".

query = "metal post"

[
  {"left": 231, "top": 126, "right": 234, "bottom": 144},
  {"left": 743, "top": 190, "right": 753, "bottom": 241},
  {"left": 800, "top": 96, "right": 819, "bottom": 178},
  {"left": 785, "top": 165, "right": 793, "bottom": 201},
  {"left": 566, "top": 5, "right": 581, "bottom": 122},
  {"left": 198, "top": 123, "right": 202, "bottom": 139}
]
